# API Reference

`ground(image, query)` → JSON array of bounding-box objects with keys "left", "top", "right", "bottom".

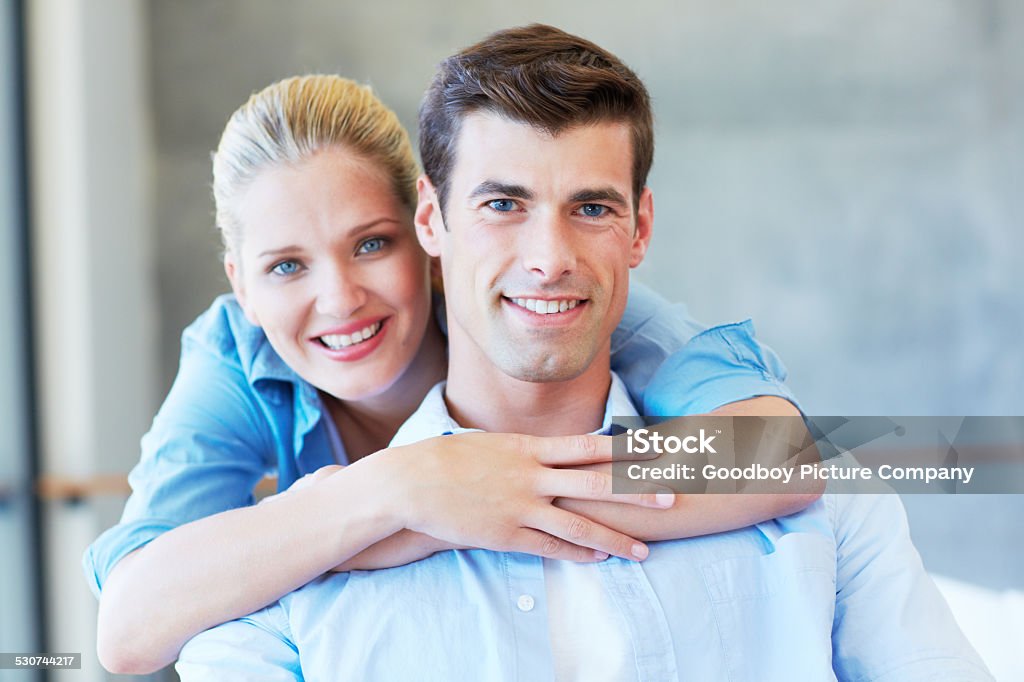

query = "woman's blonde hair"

[{"left": 212, "top": 75, "right": 419, "bottom": 253}]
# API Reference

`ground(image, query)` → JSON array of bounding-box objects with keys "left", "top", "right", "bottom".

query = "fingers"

[
  {"left": 536, "top": 468, "right": 675, "bottom": 509},
  {"left": 524, "top": 433, "right": 614, "bottom": 466},
  {"left": 508, "top": 530, "right": 612, "bottom": 563},
  {"left": 524, "top": 507, "right": 650, "bottom": 561}
]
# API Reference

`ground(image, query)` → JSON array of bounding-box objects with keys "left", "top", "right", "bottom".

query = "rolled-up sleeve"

[
  {"left": 642, "top": 319, "right": 798, "bottom": 416},
  {"left": 611, "top": 281, "right": 706, "bottom": 406},
  {"left": 82, "top": 342, "right": 273, "bottom": 597}
]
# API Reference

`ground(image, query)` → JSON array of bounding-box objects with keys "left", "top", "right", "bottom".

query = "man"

[{"left": 178, "top": 25, "right": 990, "bottom": 681}]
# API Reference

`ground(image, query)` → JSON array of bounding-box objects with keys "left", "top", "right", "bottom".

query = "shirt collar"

[
  {"left": 390, "top": 372, "right": 639, "bottom": 447},
  {"left": 218, "top": 296, "right": 326, "bottom": 457}
]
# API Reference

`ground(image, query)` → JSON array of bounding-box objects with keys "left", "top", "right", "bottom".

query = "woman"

[{"left": 87, "top": 75, "right": 814, "bottom": 673}]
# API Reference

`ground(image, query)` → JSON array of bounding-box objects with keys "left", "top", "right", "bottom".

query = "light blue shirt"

[
  {"left": 177, "top": 376, "right": 989, "bottom": 682},
  {"left": 83, "top": 281, "right": 795, "bottom": 597}
]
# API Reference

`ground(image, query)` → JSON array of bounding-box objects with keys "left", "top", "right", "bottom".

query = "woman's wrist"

[{"left": 317, "top": 451, "right": 409, "bottom": 542}]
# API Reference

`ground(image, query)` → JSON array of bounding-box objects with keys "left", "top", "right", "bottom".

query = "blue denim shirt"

[
  {"left": 176, "top": 378, "right": 990, "bottom": 682},
  {"left": 83, "top": 281, "right": 795, "bottom": 596}
]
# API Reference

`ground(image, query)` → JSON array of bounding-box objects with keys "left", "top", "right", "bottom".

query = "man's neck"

[{"left": 444, "top": 334, "right": 613, "bottom": 436}]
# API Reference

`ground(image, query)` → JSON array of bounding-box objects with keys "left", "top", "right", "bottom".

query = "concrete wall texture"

[{"left": 146, "top": 0, "right": 1023, "bottom": 418}]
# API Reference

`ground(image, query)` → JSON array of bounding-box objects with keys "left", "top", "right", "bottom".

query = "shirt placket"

[
  {"left": 504, "top": 552, "right": 555, "bottom": 682},
  {"left": 598, "top": 559, "right": 679, "bottom": 681}
]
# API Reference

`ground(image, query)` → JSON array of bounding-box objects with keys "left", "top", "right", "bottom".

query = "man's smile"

[{"left": 506, "top": 296, "right": 584, "bottom": 315}]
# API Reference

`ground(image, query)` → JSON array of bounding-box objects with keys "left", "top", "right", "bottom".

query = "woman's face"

[{"left": 225, "top": 147, "right": 433, "bottom": 403}]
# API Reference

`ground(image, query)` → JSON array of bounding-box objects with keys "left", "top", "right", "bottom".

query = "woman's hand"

[{"left": 373, "top": 432, "right": 674, "bottom": 563}]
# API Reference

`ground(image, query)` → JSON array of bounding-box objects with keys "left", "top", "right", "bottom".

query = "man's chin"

[{"left": 494, "top": 351, "right": 591, "bottom": 383}]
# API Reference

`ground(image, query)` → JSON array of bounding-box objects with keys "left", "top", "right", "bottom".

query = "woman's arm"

[
  {"left": 98, "top": 431, "right": 668, "bottom": 674},
  {"left": 336, "top": 398, "right": 821, "bottom": 573},
  {"left": 97, "top": 456, "right": 401, "bottom": 673},
  {"left": 604, "top": 284, "right": 824, "bottom": 539},
  {"left": 554, "top": 397, "right": 823, "bottom": 541}
]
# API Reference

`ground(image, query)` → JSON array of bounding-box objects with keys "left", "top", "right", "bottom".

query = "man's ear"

[
  {"left": 414, "top": 175, "right": 445, "bottom": 258},
  {"left": 629, "top": 186, "right": 654, "bottom": 268},
  {"left": 224, "top": 253, "right": 260, "bottom": 327}
]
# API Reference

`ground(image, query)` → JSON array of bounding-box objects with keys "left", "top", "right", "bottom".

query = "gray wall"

[{"left": 146, "top": 0, "right": 1023, "bottom": 594}]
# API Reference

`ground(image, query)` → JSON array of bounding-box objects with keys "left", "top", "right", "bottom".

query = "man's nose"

[
  {"left": 520, "top": 213, "right": 578, "bottom": 282},
  {"left": 315, "top": 266, "right": 368, "bottom": 318}
]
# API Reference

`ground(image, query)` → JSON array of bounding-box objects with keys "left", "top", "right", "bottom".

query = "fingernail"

[
  {"left": 593, "top": 550, "right": 609, "bottom": 560},
  {"left": 631, "top": 543, "right": 649, "bottom": 560},
  {"left": 655, "top": 492, "right": 675, "bottom": 507}
]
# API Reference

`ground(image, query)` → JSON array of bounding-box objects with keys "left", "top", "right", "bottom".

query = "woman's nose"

[{"left": 315, "top": 269, "right": 368, "bottom": 318}]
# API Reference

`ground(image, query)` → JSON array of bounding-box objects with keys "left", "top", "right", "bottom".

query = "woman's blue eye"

[
  {"left": 357, "top": 237, "right": 386, "bottom": 254},
  {"left": 488, "top": 199, "right": 516, "bottom": 212},
  {"left": 580, "top": 204, "right": 607, "bottom": 218},
  {"left": 271, "top": 260, "right": 301, "bottom": 276}
]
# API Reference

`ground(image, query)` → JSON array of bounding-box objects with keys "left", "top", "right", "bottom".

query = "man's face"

[{"left": 416, "top": 112, "right": 652, "bottom": 383}]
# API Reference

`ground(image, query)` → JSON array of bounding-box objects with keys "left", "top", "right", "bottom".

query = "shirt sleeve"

[
  {"left": 82, "top": 341, "right": 274, "bottom": 597},
  {"left": 829, "top": 490, "right": 994, "bottom": 681},
  {"left": 176, "top": 605, "right": 302, "bottom": 682},
  {"left": 611, "top": 280, "right": 707, "bottom": 407},
  {"left": 641, "top": 318, "right": 799, "bottom": 416}
]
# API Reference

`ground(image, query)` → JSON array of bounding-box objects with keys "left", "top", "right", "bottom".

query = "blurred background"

[{"left": 1, "top": 0, "right": 1021, "bottom": 680}]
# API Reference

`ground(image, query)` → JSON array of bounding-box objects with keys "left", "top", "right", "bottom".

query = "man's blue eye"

[
  {"left": 358, "top": 237, "right": 386, "bottom": 254},
  {"left": 580, "top": 204, "right": 607, "bottom": 218},
  {"left": 488, "top": 199, "right": 516, "bottom": 212},
  {"left": 271, "top": 260, "right": 300, "bottom": 276}
]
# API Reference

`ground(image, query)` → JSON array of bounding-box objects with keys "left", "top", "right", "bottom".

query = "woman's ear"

[
  {"left": 224, "top": 253, "right": 260, "bottom": 327},
  {"left": 414, "top": 175, "right": 444, "bottom": 258}
]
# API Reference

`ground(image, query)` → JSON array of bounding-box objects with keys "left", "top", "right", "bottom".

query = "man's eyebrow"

[
  {"left": 468, "top": 181, "right": 535, "bottom": 201},
  {"left": 570, "top": 187, "right": 629, "bottom": 207}
]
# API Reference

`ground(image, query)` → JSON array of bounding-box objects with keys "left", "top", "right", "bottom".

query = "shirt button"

[{"left": 516, "top": 594, "right": 535, "bottom": 612}]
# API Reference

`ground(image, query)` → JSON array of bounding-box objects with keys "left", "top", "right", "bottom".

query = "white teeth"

[
  {"left": 509, "top": 298, "right": 582, "bottom": 315},
  {"left": 319, "top": 321, "right": 381, "bottom": 350}
]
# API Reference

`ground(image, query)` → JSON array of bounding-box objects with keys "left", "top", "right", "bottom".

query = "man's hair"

[{"left": 418, "top": 24, "right": 654, "bottom": 215}]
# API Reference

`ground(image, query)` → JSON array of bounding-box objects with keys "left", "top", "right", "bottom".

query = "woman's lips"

[{"left": 311, "top": 317, "right": 390, "bottom": 362}]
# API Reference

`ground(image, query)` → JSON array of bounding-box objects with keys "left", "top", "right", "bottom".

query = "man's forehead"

[{"left": 451, "top": 112, "right": 635, "bottom": 198}]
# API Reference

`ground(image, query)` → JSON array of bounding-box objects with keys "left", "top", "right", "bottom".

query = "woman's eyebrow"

[
  {"left": 255, "top": 217, "right": 402, "bottom": 258},
  {"left": 257, "top": 245, "right": 304, "bottom": 258},
  {"left": 469, "top": 180, "right": 534, "bottom": 201},
  {"left": 345, "top": 216, "right": 404, "bottom": 237}
]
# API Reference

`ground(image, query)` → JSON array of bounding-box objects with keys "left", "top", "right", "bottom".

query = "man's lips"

[
  {"left": 502, "top": 296, "right": 588, "bottom": 324},
  {"left": 503, "top": 295, "right": 586, "bottom": 315}
]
